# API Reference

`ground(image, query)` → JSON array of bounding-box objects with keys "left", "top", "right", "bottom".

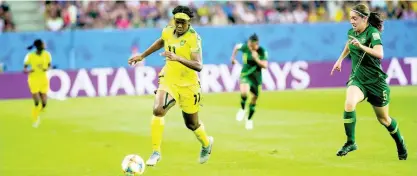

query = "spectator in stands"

[
  {"left": 293, "top": 3, "right": 308, "bottom": 23},
  {"left": 46, "top": 7, "right": 64, "bottom": 31},
  {"left": 1, "top": 1, "right": 15, "bottom": 32},
  {"left": 402, "top": 3, "right": 417, "bottom": 19},
  {"left": 4, "top": 0, "right": 416, "bottom": 32},
  {"left": 211, "top": 5, "right": 229, "bottom": 26}
]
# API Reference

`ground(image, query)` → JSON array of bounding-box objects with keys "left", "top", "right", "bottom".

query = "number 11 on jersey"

[{"left": 168, "top": 46, "right": 176, "bottom": 54}]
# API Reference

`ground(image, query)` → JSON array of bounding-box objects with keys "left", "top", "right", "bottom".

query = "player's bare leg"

[
  {"left": 337, "top": 85, "right": 364, "bottom": 156},
  {"left": 182, "top": 112, "right": 213, "bottom": 164},
  {"left": 31, "top": 93, "right": 41, "bottom": 128},
  {"left": 245, "top": 93, "right": 258, "bottom": 130},
  {"left": 39, "top": 93, "right": 48, "bottom": 112},
  {"left": 236, "top": 83, "right": 249, "bottom": 121},
  {"left": 373, "top": 105, "right": 408, "bottom": 160},
  {"left": 146, "top": 90, "right": 176, "bottom": 166}
]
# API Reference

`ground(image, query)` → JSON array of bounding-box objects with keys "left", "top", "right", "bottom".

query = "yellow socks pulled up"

[
  {"left": 31, "top": 105, "right": 41, "bottom": 122},
  {"left": 151, "top": 116, "right": 165, "bottom": 152},
  {"left": 194, "top": 124, "right": 210, "bottom": 148}
]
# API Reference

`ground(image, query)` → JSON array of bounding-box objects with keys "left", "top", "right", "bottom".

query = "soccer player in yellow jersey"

[
  {"left": 23, "top": 39, "right": 52, "bottom": 128},
  {"left": 128, "top": 6, "right": 213, "bottom": 166}
]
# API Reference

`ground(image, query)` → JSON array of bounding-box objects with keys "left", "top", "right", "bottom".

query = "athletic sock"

[
  {"left": 385, "top": 118, "right": 403, "bottom": 147},
  {"left": 151, "top": 116, "right": 164, "bottom": 152},
  {"left": 248, "top": 104, "right": 256, "bottom": 120},
  {"left": 240, "top": 95, "right": 247, "bottom": 110},
  {"left": 343, "top": 111, "right": 356, "bottom": 144},
  {"left": 193, "top": 124, "right": 210, "bottom": 148}
]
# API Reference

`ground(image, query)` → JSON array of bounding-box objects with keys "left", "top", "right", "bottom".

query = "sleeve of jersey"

[
  {"left": 161, "top": 27, "right": 169, "bottom": 41},
  {"left": 190, "top": 35, "right": 202, "bottom": 53},
  {"left": 47, "top": 51, "right": 52, "bottom": 64},
  {"left": 23, "top": 53, "right": 30, "bottom": 65},
  {"left": 237, "top": 43, "right": 248, "bottom": 52},
  {"left": 369, "top": 28, "right": 382, "bottom": 47}
]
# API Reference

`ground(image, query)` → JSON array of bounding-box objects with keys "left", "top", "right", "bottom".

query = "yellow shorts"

[
  {"left": 158, "top": 79, "right": 202, "bottom": 114},
  {"left": 28, "top": 78, "right": 49, "bottom": 94}
]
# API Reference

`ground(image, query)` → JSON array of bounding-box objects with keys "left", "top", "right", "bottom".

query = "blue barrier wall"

[{"left": 1, "top": 20, "right": 416, "bottom": 72}]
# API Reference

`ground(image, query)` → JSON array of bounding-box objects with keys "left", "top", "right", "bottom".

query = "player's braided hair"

[
  {"left": 352, "top": 4, "right": 384, "bottom": 32},
  {"left": 172, "top": 5, "right": 194, "bottom": 19}
]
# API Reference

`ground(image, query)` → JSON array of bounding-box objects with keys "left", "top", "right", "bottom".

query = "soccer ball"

[{"left": 121, "top": 154, "right": 146, "bottom": 175}]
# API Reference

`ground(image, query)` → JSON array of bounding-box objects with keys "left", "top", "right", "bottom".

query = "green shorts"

[
  {"left": 240, "top": 76, "right": 262, "bottom": 96},
  {"left": 347, "top": 79, "right": 390, "bottom": 107}
]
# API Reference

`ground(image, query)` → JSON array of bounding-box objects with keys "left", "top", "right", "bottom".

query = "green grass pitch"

[{"left": 1, "top": 86, "right": 416, "bottom": 176}]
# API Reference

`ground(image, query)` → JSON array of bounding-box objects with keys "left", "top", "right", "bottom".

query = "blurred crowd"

[
  {"left": 42, "top": 0, "right": 417, "bottom": 31},
  {"left": 0, "top": 1, "right": 15, "bottom": 32},
  {"left": 2, "top": 0, "right": 417, "bottom": 33}
]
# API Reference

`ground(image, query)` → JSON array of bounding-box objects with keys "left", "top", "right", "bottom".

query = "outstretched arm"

[
  {"left": 231, "top": 43, "right": 243, "bottom": 64},
  {"left": 128, "top": 38, "right": 164, "bottom": 65},
  {"left": 337, "top": 41, "right": 350, "bottom": 63},
  {"left": 141, "top": 38, "right": 165, "bottom": 58},
  {"left": 161, "top": 51, "right": 203, "bottom": 72},
  {"left": 331, "top": 41, "right": 350, "bottom": 75}
]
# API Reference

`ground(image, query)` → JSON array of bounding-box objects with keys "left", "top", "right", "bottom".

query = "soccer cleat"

[
  {"left": 146, "top": 151, "right": 161, "bottom": 166},
  {"left": 245, "top": 120, "right": 253, "bottom": 130},
  {"left": 236, "top": 109, "right": 245, "bottom": 121},
  {"left": 336, "top": 142, "right": 358, "bottom": 156},
  {"left": 397, "top": 136, "right": 408, "bottom": 160},
  {"left": 199, "top": 136, "right": 214, "bottom": 164}
]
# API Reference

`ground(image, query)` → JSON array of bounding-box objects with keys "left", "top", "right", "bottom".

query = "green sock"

[
  {"left": 248, "top": 104, "right": 256, "bottom": 120},
  {"left": 343, "top": 111, "right": 356, "bottom": 144},
  {"left": 240, "top": 96, "right": 247, "bottom": 110},
  {"left": 385, "top": 118, "right": 403, "bottom": 146}
]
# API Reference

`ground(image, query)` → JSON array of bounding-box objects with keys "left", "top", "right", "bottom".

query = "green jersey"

[
  {"left": 347, "top": 25, "right": 387, "bottom": 84},
  {"left": 237, "top": 43, "right": 268, "bottom": 85}
]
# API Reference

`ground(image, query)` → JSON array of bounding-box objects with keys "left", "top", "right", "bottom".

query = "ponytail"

[
  {"left": 368, "top": 12, "right": 384, "bottom": 32},
  {"left": 27, "top": 45, "right": 34, "bottom": 50},
  {"left": 27, "top": 39, "right": 44, "bottom": 51}
]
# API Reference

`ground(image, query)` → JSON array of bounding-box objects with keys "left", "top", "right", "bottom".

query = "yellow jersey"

[
  {"left": 160, "top": 26, "right": 202, "bottom": 86},
  {"left": 24, "top": 50, "right": 52, "bottom": 80}
]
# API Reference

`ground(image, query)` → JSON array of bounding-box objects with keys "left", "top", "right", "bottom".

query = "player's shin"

[
  {"left": 240, "top": 95, "right": 247, "bottom": 110},
  {"left": 193, "top": 123, "right": 210, "bottom": 148},
  {"left": 385, "top": 118, "right": 404, "bottom": 147},
  {"left": 31, "top": 99, "right": 40, "bottom": 122},
  {"left": 248, "top": 104, "right": 256, "bottom": 120},
  {"left": 151, "top": 116, "right": 165, "bottom": 152},
  {"left": 343, "top": 111, "right": 356, "bottom": 144}
]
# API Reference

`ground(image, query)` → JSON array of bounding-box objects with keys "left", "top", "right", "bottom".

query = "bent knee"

[
  {"left": 185, "top": 122, "right": 199, "bottom": 131},
  {"left": 153, "top": 106, "right": 166, "bottom": 117},
  {"left": 344, "top": 101, "right": 357, "bottom": 112},
  {"left": 251, "top": 96, "right": 258, "bottom": 103},
  {"left": 377, "top": 115, "right": 390, "bottom": 126}
]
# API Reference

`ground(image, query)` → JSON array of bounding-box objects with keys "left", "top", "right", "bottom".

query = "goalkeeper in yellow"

[
  {"left": 128, "top": 6, "right": 213, "bottom": 166},
  {"left": 24, "top": 39, "right": 52, "bottom": 128}
]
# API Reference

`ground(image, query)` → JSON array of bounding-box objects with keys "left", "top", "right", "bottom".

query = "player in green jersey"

[
  {"left": 231, "top": 34, "right": 268, "bottom": 130},
  {"left": 331, "top": 4, "right": 407, "bottom": 160}
]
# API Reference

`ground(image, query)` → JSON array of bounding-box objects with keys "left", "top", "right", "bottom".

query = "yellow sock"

[
  {"left": 193, "top": 124, "right": 210, "bottom": 147},
  {"left": 151, "top": 116, "right": 164, "bottom": 152},
  {"left": 31, "top": 106, "right": 40, "bottom": 122}
]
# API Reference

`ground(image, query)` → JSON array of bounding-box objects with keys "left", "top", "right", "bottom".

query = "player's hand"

[
  {"left": 330, "top": 61, "right": 342, "bottom": 75},
  {"left": 23, "top": 69, "right": 33, "bottom": 74},
  {"left": 349, "top": 36, "right": 362, "bottom": 48},
  {"left": 251, "top": 50, "right": 259, "bottom": 59},
  {"left": 128, "top": 55, "right": 144, "bottom": 66},
  {"left": 160, "top": 51, "right": 178, "bottom": 61}
]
